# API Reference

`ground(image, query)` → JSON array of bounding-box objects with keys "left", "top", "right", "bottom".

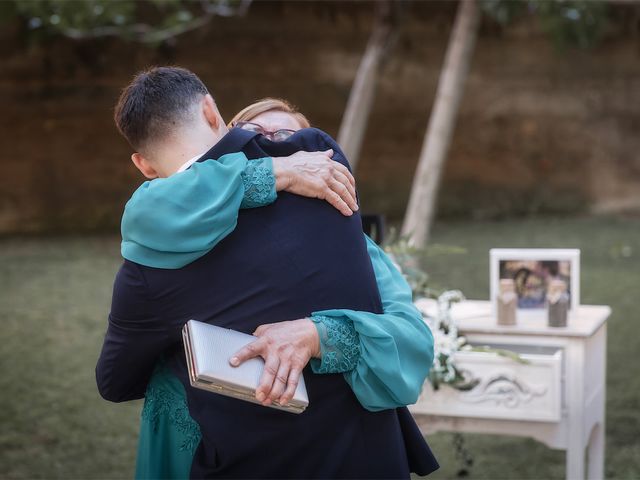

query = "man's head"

[{"left": 114, "top": 66, "right": 228, "bottom": 178}]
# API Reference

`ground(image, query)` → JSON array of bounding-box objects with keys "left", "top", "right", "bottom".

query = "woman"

[
  {"left": 135, "top": 98, "right": 435, "bottom": 479},
  {"left": 229, "top": 97, "right": 311, "bottom": 132}
]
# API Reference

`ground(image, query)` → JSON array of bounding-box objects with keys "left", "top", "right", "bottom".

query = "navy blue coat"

[{"left": 96, "top": 127, "right": 439, "bottom": 478}]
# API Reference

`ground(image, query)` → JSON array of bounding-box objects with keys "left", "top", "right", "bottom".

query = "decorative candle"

[
  {"left": 497, "top": 278, "right": 517, "bottom": 326},
  {"left": 547, "top": 279, "right": 569, "bottom": 328}
]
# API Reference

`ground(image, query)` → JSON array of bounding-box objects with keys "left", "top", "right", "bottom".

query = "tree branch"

[{"left": 58, "top": 0, "right": 252, "bottom": 42}]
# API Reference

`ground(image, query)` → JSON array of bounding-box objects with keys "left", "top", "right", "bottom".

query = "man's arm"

[
  {"left": 95, "top": 261, "right": 181, "bottom": 402},
  {"left": 122, "top": 151, "right": 357, "bottom": 269}
]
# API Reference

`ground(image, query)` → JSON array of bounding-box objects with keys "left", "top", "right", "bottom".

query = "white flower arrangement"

[
  {"left": 385, "top": 238, "right": 525, "bottom": 391},
  {"left": 422, "top": 289, "right": 481, "bottom": 390}
]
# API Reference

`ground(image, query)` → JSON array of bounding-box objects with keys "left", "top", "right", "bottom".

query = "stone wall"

[{"left": 1, "top": 1, "right": 639, "bottom": 234}]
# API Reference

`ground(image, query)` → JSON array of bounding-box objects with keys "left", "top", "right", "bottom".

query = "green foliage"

[
  {"left": 384, "top": 236, "right": 432, "bottom": 300},
  {"left": 13, "top": 0, "right": 135, "bottom": 34},
  {"left": 468, "top": 345, "right": 529, "bottom": 364},
  {"left": 482, "top": 0, "right": 609, "bottom": 49},
  {"left": 383, "top": 230, "right": 467, "bottom": 301},
  {"left": 2, "top": 0, "right": 250, "bottom": 43},
  {"left": 481, "top": 0, "right": 528, "bottom": 26},
  {"left": 429, "top": 356, "right": 479, "bottom": 392},
  {"left": 534, "top": 0, "right": 608, "bottom": 49},
  {"left": 2, "top": 0, "right": 610, "bottom": 49}
]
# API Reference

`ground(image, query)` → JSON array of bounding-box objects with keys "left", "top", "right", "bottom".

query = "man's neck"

[{"left": 155, "top": 125, "right": 229, "bottom": 177}]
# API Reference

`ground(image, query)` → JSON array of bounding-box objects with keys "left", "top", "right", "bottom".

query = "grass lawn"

[{"left": 1, "top": 216, "right": 638, "bottom": 479}]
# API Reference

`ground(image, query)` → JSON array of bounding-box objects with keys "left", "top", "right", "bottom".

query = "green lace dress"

[{"left": 135, "top": 363, "right": 201, "bottom": 479}]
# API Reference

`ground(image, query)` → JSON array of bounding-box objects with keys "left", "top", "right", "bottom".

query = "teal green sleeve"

[
  {"left": 312, "top": 235, "right": 434, "bottom": 412},
  {"left": 121, "top": 153, "right": 276, "bottom": 269}
]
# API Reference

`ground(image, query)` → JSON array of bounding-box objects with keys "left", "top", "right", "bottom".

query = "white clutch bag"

[{"left": 182, "top": 319, "right": 309, "bottom": 414}]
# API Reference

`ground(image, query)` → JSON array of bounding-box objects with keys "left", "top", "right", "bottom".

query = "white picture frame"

[{"left": 490, "top": 248, "right": 580, "bottom": 317}]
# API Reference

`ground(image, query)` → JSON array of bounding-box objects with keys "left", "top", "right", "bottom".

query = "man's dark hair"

[{"left": 114, "top": 66, "right": 209, "bottom": 150}]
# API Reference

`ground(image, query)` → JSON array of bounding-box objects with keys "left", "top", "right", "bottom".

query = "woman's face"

[{"left": 248, "top": 110, "right": 303, "bottom": 133}]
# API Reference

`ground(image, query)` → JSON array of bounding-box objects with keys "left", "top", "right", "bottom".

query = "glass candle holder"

[
  {"left": 547, "top": 279, "right": 569, "bottom": 328},
  {"left": 497, "top": 278, "right": 517, "bottom": 326}
]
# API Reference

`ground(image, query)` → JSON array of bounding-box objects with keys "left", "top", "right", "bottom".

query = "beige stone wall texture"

[{"left": 1, "top": 1, "right": 639, "bottom": 234}]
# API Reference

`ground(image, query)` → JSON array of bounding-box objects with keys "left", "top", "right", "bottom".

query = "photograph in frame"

[{"left": 490, "top": 248, "right": 580, "bottom": 315}]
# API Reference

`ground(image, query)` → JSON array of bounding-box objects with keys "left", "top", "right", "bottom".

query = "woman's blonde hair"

[{"left": 228, "top": 98, "right": 311, "bottom": 129}]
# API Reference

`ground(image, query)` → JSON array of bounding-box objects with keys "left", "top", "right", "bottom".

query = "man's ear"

[
  {"left": 131, "top": 152, "right": 159, "bottom": 179},
  {"left": 203, "top": 94, "right": 221, "bottom": 131}
]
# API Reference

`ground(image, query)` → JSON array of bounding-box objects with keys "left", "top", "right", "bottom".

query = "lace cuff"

[
  {"left": 310, "top": 315, "right": 361, "bottom": 374},
  {"left": 240, "top": 157, "right": 277, "bottom": 209}
]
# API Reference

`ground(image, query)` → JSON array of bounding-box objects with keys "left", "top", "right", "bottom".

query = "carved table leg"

[
  {"left": 566, "top": 440, "right": 586, "bottom": 480},
  {"left": 586, "top": 422, "right": 604, "bottom": 480},
  {"left": 566, "top": 340, "right": 586, "bottom": 480}
]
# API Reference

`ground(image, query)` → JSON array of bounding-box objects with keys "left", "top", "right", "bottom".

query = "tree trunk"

[
  {"left": 401, "top": 0, "right": 481, "bottom": 247},
  {"left": 337, "top": 1, "right": 401, "bottom": 171}
]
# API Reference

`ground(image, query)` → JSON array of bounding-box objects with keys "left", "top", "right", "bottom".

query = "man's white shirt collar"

[{"left": 176, "top": 151, "right": 207, "bottom": 173}]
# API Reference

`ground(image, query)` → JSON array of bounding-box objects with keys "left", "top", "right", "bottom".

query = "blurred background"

[{"left": 1, "top": 0, "right": 638, "bottom": 478}]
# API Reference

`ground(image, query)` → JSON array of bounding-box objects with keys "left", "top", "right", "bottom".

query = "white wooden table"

[{"left": 411, "top": 300, "right": 610, "bottom": 480}]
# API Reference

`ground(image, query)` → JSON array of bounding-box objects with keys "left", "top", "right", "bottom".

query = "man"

[{"left": 97, "top": 67, "right": 437, "bottom": 478}]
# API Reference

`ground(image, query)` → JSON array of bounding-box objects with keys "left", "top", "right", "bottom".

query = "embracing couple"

[{"left": 96, "top": 66, "right": 438, "bottom": 479}]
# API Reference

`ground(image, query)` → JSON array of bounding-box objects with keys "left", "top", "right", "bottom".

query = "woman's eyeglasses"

[{"left": 234, "top": 121, "right": 296, "bottom": 142}]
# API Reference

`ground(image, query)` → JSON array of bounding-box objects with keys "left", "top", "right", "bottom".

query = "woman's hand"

[
  {"left": 272, "top": 149, "right": 358, "bottom": 216},
  {"left": 229, "top": 318, "right": 321, "bottom": 406}
]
